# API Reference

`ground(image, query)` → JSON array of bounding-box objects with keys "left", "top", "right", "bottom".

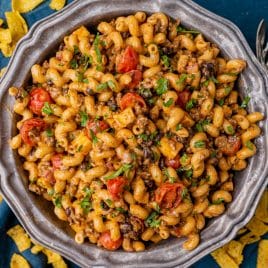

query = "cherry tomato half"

[
  {"left": 51, "top": 154, "right": 63, "bottom": 170},
  {"left": 85, "top": 120, "right": 109, "bottom": 138},
  {"left": 98, "top": 231, "right": 123, "bottom": 250},
  {"left": 29, "top": 88, "right": 52, "bottom": 115},
  {"left": 176, "top": 90, "right": 191, "bottom": 110},
  {"left": 126, "top": 70, "right": 142, "bottom": 89},
  {"left": 107, "top": 176, "right": 126, "bottom": 200},
  {"left": 165, "top": 156, "right": 181, "bottom": 169},
  {"left": 20, "top": 118, "right": 46, "bottom": 146},
  {"left": 120, "top": 92, "right": 146, "bottom": 110},
  {"left": 116, "top": 46, "right": 139, "bottom": 73},
  {"left": 155, "top": 182, "right": 185, "bottom": 209}
]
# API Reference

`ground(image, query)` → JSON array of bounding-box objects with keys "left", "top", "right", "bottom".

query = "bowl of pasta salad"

[{"left": 0, "top": 0, "right": 268, "bottom": 267}]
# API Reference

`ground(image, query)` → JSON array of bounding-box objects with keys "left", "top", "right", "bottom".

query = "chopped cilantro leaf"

[
  {"left": 155, "top": 77, "right": 168, "bottom": 95},
  {"left": 145, "top": 211, "right": 161, "bottom": 228},
  {"left": 186, "top": 99, "right": 197, "bottom": 111},
  {"left": 42, "top": 102, "right": 53, "bottom": 115},
  {"left": 240, "top": 96, "right": 250, "bottom": 108},
  {"left": 80, "top": 111, "right": 88, "bottom": 127},
  {"left": 163, "top": 98, "right": 174, "bottom": 107},
  {"left": 104, "top": 164, "right": 133, "bottom": 180},
  {"left": 194, "top": 140, "right": 206, "bottom": 148}
]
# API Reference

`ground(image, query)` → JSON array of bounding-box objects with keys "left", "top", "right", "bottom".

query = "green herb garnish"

[
  {"left": 176, "top": 73, "right": 188, "bottom": 85},
  {"left": 163, "top": 168, "right": 176, "bottom": 183},
  {"left": 181, "top": 188, "right": 188, "bottom": 200},
  {"left": 93, "top": 33, "right": 102, "bottom": 71},
  {"left": 80, "top": 111, "right": 88, "bottom": 127},
  {"left": 245, "top": 140, "right": 254, "bottom": 150},
  {"left": 176, "top": 124, "right": 182, "bottom": 131},
  {"left": 104, "top": 164, "right": 133, "bottom": 180},
  {"left": 155, "top": 77, "right": 168, "bottom": 95},
  {"left": 45, "top": 129, "right": 53, "bottom": 137},
  {"left": 70, "top": 58, "right": 78, "bottom": 69},
  {"left": 161, "top": 55, "right": 171, "bottom": 68},
  {"left": 194, "top": 140, "right": 206, "bottom": 148},
  {"left": 212, "top": 198, "right": 225, "bottom": 205},
  {"left": 163, "top": 98, "right": 174, "bottom": 107},
  {"left": 185, "top": 99, "right": 197, "bottom": 111},
  {"left": 54, "top": 196, "right": 62, "bottom": 208},
  {"left": 240, "top": 96, "right": 250, "bottom": 108},
  {"left": 176, "top": 26, "right": 200, "bottom": 34},
  {"left": 195, "top": 119, "right": 211, "bottom": 132},
  {"left": 90, "top": 129, "right": 98, "bottom": 144},
  {"left": 226, "top": 125, "right": 235, "bottom": 135},
  {"left": 42, "top": 102, "right": 53, "bottom": 115},
  {"left": 145, "top": 212, "right": 161, "bottom": 228}
]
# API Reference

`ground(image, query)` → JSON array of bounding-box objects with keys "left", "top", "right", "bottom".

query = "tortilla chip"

[
  {"left": 49, "top": 0, "right": 66, "bottom": 11},
  {"left": 5, "top": 11, "right": 28, "bottom": 43},
  {"left": 10, "top": 253, "right": 30, "bottom": 268},
  {"left": 0, "top": 28, "right": 12, "bottom": 44},
  {"left": 0, "top": 19, "right": 3, "bottom": 26},
  {"left": 246, "top": 217, "right": 268, "bottom": 236},
  {"left": 237, "top": 227, "right": 248, "bottom": 235},
  {"left": 239, "top": 231, "right": 261, "bottom": 245},
  {"left": 42, "top": 248, "right": 62, "bottom": 263},
  {"left": 7, "top": 225, "right": 31, "bottom": 252},
  {"left": 0, "top": 43, "right": 15, "bottom": 57},
  {"left": 52, "top": 259, "right": 68, "bottom": 268},
  {"left": 211, "top": 248, "right": 238, "bottom": 268},
  {"left": 255, "top": 190, "right": 268, "bottom": 223},
  {"left": 31, "top": 244, "right": 44, "bottom": 254},
  {"left": 12, "top": 0, "right": 44, "bottom": 13},
  {"left": 257, "top": 240, "right": 268, "bottom": 268},
  {"left": 224, "top": 240, "right": 244, "bottom": 265}
]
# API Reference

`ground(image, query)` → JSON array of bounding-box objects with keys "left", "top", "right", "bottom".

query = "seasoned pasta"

[{"left": 9, "top": 12, "right": 263, "bottom": 251}]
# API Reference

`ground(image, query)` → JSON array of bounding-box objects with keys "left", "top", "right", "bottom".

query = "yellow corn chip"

[
  {"left": 7, "top": 225, "right": 31, "bottom": 252},
  {"left": 0, "top": 43, "right": 15, "bottom": 57},
  {"left": 246, "top": 216, "right": 268, "bottom": 236},
  {"left": 5, "top": 11, "right": 28, "bottom": 43},
  {"left": 239, "top": 231, "right": 260, "bottom": 245},
  {"left": 0, "top": 19, "right": 3, "bottom": 26},
  {"left": 225, "top": 240, "right": 244, "bottom": 265},
  {"left": 49, "top": 0, "right": 66, "bottom": 11},
  {"left": 237, "top": 227, "right": 248, "bottom": 235},
  {"left": 10, "top": 253, "right": 30, "bottom": 268},
  {"left": 0, "top": 194, "right": 2, "bottom": 203},
  {"left": 31, "top": 244, "right": 44, "bottom": 254},
  {"left": 12, "top": 0, "right": 44, "bottom": 13},
  {"left": 257, "top": 240, "right": 268, "bottom": 268},
  {"left": 0, "top": 28, "right": 12, "bottom": 44},
  {"left": 42, "top": 248, "right": 62, "bottom": 263},
  {"left": 255, "top": 190, "right": 268, "bottom": 223},
  {"left": 52, "top": 259, "right": 68, "bottom": 268},
  {"left": 211, "top": 248, "right": 238, "bottom": 268}
]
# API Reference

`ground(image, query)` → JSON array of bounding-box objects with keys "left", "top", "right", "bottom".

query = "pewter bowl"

[{"left": 0, "top": 0, "right": 267, "bottom": 267}]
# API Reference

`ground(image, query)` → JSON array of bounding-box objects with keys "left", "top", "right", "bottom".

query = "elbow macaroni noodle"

[{"left": 9, "top": 12, "right": 263, "bottom": 251}]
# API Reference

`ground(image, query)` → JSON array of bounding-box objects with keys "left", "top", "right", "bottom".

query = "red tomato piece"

[
  {"left": 107, "top": 176, "right": 126, "bottom": 200},
  {"left": 177, "top": 90, "right": 191, "bottom": 110},
  {"left": 116, "top": 46, "right": 139, "bottom": 73},
  {"left": 51, "top": 154, "right": 63, "bottom": 170},
  {"left": 120, "top": 92, "right": 146, "bottom": 110},
  {"left": 20, "top": 118, "right": 46, "bottom": 146},
  {"left": 98, "top": 231, "right": 123, "bottom": 250},
  {"left": 165, "top": 156, "right": 181, "bottom": 169},
  {"left": 215, "top": 136, "right": 241, "bottom": 156},
  {"left": 155, "top": 182, "right": 185, "bottom": 209},
  {"left": 85, "top": 120, "right": 109, "bottom": 137},
  {"left": 29, "top": 88, "right": 52, "bottom": 115},
  {"left": 126, "top": 70, "right": 142, "bottom": 89}
]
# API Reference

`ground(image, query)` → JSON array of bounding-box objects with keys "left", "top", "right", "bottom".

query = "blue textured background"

[{"left": 0, "top": 0, "right": 268, "bottom": 267}]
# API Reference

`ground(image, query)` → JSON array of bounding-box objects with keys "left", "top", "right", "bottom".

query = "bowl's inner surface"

[{"left": 1, "top": 1, "right": 268, "bottom": 267}]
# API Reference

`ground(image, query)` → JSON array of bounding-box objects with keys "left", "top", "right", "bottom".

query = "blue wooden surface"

[{"left": 1, "top": 1, "right": 268, "bottom": 267}]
